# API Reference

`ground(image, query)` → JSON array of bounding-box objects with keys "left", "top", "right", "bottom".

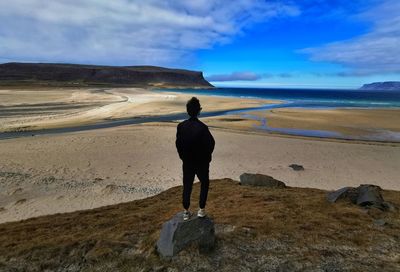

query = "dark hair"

[{"left": 186, "top": 97, "right": 201, "bottom": 117}]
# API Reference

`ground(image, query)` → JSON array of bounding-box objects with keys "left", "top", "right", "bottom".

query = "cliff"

[
  {"left": 0, "top": 62, "right": 214, "bottom": 88},
  {"left": 360, "top": 81, "right": 400, "bottom": 91},
  {"left": 0, "top": 179, "right": 399, "bottom": 271}
]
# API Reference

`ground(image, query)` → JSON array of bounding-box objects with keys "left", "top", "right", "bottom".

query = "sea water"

[{"left": 161, "top": 87, "right": 400, "bottom": 108}]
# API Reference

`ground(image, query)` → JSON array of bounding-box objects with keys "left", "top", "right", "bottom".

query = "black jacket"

[{"left": 176, "top": 117, "right": 215, "bottom": 163}]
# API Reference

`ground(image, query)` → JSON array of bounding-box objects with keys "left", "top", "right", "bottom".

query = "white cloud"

[
  {"left": 0, "top": 0, "right": 299, "bottom": 66},
  {"left": 301, "top": 0, "right": 400, "bottom": 75}
]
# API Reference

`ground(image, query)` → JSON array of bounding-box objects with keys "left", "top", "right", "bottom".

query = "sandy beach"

[
  {"left": 1, "top": 123, "right": 400, "bottom": 223},
  {"left": 1, "top": 87, "right": 400, "bottom": 224}
]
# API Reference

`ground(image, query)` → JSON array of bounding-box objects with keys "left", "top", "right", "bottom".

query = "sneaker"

[
  {"left": 183, "top": 210, "right": 191, "bottom": 221},
  {"left": 197, "top": 208, "right": 206, "bottom": 218}
]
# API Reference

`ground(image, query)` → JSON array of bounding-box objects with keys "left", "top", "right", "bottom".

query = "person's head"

[{"left": 186, "top": 97, "right": 202, "bottom": 117}]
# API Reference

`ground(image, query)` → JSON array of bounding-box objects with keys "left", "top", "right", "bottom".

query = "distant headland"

[
  {"left": 360, "top": 81, "right": 400, "bottom": 91},
  {"left": 0, "top": 62, "right": 214, "bottom": 88}
]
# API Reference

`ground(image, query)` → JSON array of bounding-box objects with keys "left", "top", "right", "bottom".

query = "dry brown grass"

[{"left": 0, "top": 179, "right": 399, "bottom": 271}]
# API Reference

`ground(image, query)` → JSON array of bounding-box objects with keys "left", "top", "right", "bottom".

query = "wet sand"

[
  {"left": 254, "top": 107, "right": 400, "bottom": 135},
  {"left": 202, "top": 108, "right": 400, "bottom": 141}
]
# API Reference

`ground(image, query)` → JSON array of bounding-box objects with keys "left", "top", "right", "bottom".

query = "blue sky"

[{"left": 0, "top": 0, "right": 399, "bottom": 88}]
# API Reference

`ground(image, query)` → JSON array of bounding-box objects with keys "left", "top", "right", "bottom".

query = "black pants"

[{"left": 182, "top": 162, "right": 210, "bottom": 210}]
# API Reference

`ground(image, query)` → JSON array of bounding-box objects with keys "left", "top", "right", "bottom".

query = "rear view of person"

[{"left": 176, "top": 97, "right": 215, "bottom": 221}]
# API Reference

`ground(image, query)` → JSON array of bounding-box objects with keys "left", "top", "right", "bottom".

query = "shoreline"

[{"left": 1, "top": 86, "right": 400, "bottom": 142}]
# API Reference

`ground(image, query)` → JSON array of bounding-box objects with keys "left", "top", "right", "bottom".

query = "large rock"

[
  {"left": 326, "top": 187, "right": 358, "bottom": 203},
  {"left": 327, "top": 184, "right": 389, "bottom": 210},
  {"left": 356, "top": 184, "right": 384, "bottom": 206},
  {"left": 239, "top": 173, "right": 286, "bottom": 188},
  {"left": 156, "top": 212, "right": 215, "bottom": 257}
]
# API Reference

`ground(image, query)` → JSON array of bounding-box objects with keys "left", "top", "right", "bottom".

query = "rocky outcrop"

[
  {"left": 360, "top": 81, "right": 400, "bottom": 91},
  {"left": 0, "top": 62, "right": 214, "bottom": 88},
  {"left": 327, "top": 184, "right": 394, "bottom": 210},
  {"left": 156, "top": 212, "right": 215, "bottom": 257},
  {"left": 239, "top": 173, "right": 286, "bottom": 188}
]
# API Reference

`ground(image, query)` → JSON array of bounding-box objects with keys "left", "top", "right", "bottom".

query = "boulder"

[
  {"left": 326, "top": 187, "right": 358, "bottom": 203},
  {"left": 239, "top": 173, "right": 286, "bottom": 188},
  {"left": 356, "top": 184, "right": 384, "bottom": 206},
  {"left": 289, "top": 164, "right": 305, "bottom": 171},
  {"left": 327, "top": 184, "right": 389, "bottom": 210},
  {"left": 156, "top": 212, "right": 215, "bottom": 257}
]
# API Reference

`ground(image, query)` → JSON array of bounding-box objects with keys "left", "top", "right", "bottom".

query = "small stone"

[
  {"left": 289, "top": 164, "right": 304, "bottom": 171},
  {"left": 374, "top": 219, "right": 387, "bottom": 226},
  {"left": 239, "top": 173, "right": 286, "bottom": 188}
]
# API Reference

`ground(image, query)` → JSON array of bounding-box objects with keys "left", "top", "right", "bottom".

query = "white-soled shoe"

[
  {"left": 197, "top": 208, "right": 206, "bottom": 218},
  {"left": 183, "top": 210, "right": 191, "bottom": 221}
]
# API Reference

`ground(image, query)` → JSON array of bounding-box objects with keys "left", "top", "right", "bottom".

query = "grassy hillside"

[{"left": 0, "top": 179, "right": 399, "bottom": 271}]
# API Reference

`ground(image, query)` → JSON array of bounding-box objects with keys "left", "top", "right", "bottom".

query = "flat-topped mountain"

[
  {"left": 360, "top": 81, "right": 400, "bottom": 91},
  {"left": 0, "top": 62, "right": 213, "bottom": 88}
]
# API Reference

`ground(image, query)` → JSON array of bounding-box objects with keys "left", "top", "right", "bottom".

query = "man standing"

[{"left": 176, "top": 97, "right": 215, "bottom": 221}]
